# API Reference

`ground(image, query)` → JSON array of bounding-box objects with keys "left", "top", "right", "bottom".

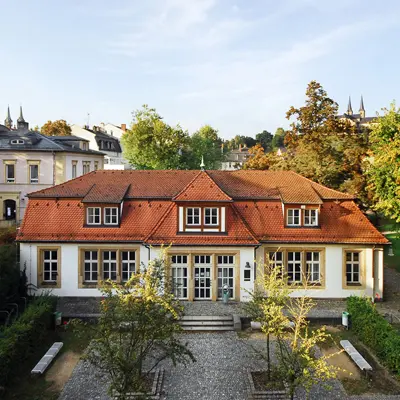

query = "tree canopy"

[
  {"left": 271, "top": 128, "right": 285, "bottom": 149},
  {"left": 367, "top": 103, "right": 400, "bottom": 221},
  {"left": 255, "top": 130, "right": 273, "bottom": 152},
  {"left": 122, "top": 105, "right": 190, "bottom": 169},
  {"left": 41, "top": 120, "right": 71, "bottom": 136}
]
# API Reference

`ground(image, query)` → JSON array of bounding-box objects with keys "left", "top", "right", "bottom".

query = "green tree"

[
  {"left": 187, "top": 125, "right": 225, "bottom": 169},
  {"left": 271, "top": 128, "right": 285, "bottom": 149},
  {"left": 367, "top": 103, "right": 400, "bottom": 221},
  {"left": 82, "top": 250, "right": 195, "bottom": 399},
  {"left": 41, "top": 120, "right": 72, "bottom": 136},
  {"left": 122, "top": 105, "right": 190, "bottom": 169},
  {"left": 277, "top": 294, "right": 341, "bottom": 399},
  {"left": 270, "top": 81, "right": 369, "bottom": 203},
  {"left": 245, "top": 254, "right": 291, "bottom": 381},
  {"left": 255, "top": 130, "right": 273, "bottom": 152}
]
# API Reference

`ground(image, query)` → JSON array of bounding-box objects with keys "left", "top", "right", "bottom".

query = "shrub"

[
  {"left": 347, "top": 296, "right": 400, "bottom": 374},
  {"left": 0, "top": 296, "right": 56, "bottom": 388}
]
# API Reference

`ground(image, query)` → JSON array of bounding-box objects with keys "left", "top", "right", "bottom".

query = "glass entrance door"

[{"left": 194, "top": 267, "right": 211, "bottom": 299}]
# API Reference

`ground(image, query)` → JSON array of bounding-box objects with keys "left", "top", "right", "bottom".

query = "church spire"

[
  {"left": 4, "top": 106, "right": 12, "bottom": 129},
  {"left": 346, "top": 96, "right": 353, "bottom": 115},
  {"left": 359, "top": 96, "right": 365, "bottom": 118},
  {"left": 17, "top": 106, "right": 25, "bottom": 123}
]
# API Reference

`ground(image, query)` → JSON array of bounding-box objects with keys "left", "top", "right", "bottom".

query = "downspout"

[
  {"left": 52, "top": 151, "right": 56, "bottom": 185},
  {"left": 144, "top": 244, "right": 151, "bottom": 263}
]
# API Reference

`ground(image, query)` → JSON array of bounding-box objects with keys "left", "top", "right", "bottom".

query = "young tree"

[
  {"left": 83, "top": 251, "right": 195, "bottom": 399},
  {"left": 122, "top": 105, "right": 190, "bottom": 169},
  {"left": 41, "top": 120, "right": 72, "bottom": 136},
  {"left": 242, "top": 144, "right": 271, "bottom": 170},
  {"left": 367, "top": 102, "right": 400, "bottom": 221},
  {"left": 277, "top": 295, "right": 341, "bottom": 400},
  {"left": 245, "top": 255, "right": 291, "bottom": 380}
]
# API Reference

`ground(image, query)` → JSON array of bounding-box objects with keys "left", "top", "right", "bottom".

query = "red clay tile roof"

[
  {"left": 82, "top": 183, "right": 130, "bottom": 203},
  {"left": 18, "top": 170, "right": 387, "bottom": 245},
  {"left": 173, "top": 171, "right": 232, "bottom": 202},
  {"left": 28, "top": 170, "right": 353, "bottom": 202}
]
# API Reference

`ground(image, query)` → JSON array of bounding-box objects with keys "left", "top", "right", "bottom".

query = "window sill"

[{"left": 346, "top": 283, "right": 362, "bottom": 287}]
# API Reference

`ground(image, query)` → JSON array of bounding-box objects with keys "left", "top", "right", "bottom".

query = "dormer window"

[
  {"left": 287, "top": 209, "right": 300, "bottom": 226},
  {"left": 104, "top": 207, "right": 118, "bottom": 225},
  {"left": 304, "top": 209, "right": 318, "bottom": 226},
  {"left": 187, "top": 208, "right": 201, "bottom": 225},
  {"left": 204, "top": 207, "right": 218, "bottom": 226},
  {"left": 87, "top": 207, "right": 101, "bottom": 225},
  {"left": 11, "top": 139, "right": 24, "bottom": 144}
]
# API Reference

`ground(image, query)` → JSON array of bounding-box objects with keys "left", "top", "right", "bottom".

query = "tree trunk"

[{"left": 267, "top": 333, "right": 271, "bottom": 381}]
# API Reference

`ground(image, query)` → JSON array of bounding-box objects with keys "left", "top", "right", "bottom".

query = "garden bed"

[{"left": 248, "top": 370, "right": 287, "bottom": 399}]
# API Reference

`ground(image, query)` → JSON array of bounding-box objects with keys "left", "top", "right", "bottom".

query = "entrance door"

[
  {"left": 4, "top": 200, "right": 16, "bottom": 221},
  {"left": 194, "top": 255, "right": 212, "bottom": 299}
]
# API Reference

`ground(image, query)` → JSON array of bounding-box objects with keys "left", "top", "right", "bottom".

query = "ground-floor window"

[
  {"left": 217, "top": 255, "right": 235, "bottom": 299},
  {"left": 43, "top": 250, "right": 58, "bottom": 282},
  {"left": 80, "top": 248, "right": 139, "bottom": 286},
  {"left": 171, "top": 255, "right": 188, "bottom": 299},
  {"left": 345, "top": 251, "right": 360, "bottom": 284},
  {"left": 265, "top": 249, "right": 323, "bottom": 286}
]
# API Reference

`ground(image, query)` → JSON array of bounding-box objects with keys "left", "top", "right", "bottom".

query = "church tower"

[
  {"left": 346, "top": 96, "right": 353, "bottom": 116},
  {"left": 4, "top": 106, "right": 12, "bottom": 129},
  {"left": 359, "top": 96, "right": 365, "bottom": 119},
  {"left": 17, "top": 106, "right": 29, "bottom": 131}
]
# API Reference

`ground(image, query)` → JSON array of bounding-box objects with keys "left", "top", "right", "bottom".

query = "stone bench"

[
  {"left": 340, "top": 340, "right": 372, "bottom": 374},
  {"left": 31, "top": 342, "right": 63, "bottom": 374}
]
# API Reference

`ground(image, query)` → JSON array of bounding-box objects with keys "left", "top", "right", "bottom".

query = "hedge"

[
  {"left": 347, "top": 296, "right": 400, "bottom": 375},
  {"left": 0, "top": 296, "right": 57, "bottom": 388}
]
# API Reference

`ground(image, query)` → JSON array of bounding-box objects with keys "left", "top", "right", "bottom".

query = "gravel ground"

[{"left": 59, "top": 332, "right": 388, "bottom": 400}]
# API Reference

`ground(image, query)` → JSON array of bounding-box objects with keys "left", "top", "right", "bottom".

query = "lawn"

[{"left": 3, "top": 323, "right": 95, "bottom": 400}]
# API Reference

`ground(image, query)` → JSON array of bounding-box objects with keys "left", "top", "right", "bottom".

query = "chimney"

[{"left": 121, "top": 123, "right": 126, "bottom": 132}]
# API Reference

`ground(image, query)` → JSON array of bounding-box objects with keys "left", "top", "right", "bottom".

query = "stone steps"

[{"left": 178, "top": 315, "right": 235, "bottom": 331}]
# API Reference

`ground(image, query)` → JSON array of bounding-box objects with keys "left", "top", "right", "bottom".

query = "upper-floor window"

[
  {"left": 72, "top": 161, "right": 77, "bottom": 178},
  {"left": 287, "top": 209, "right": 300, "bottom": 226},
  {"left": 4, "top": 162, "right": 15, "bottom": 183},
  {"left": 94, "top": 161, "right": 99, "bottom": 171},
  {"left": 87, "top": 207, "right": 101, "bottom": 225},
  {"left": 304, "top": 209, "right": 318, "bottom": 226},
  {"left": 83, "top": 161, "right": 91, "bottom": 174},
  {"left": 204, "top": 208, "right": 219, "bottom": 226},
  {"left": 104, "top": 207, "right": 118, "bottom": 225},
  {"left": 29, "top": 164, "right": 39, "bottom": 184},
  {"left": 187, "top": 208, "right": 201, "bottom": 225}
]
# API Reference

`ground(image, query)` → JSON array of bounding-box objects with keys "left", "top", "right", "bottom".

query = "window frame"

[
  {"left": 37, "top": 247, "right": 61, "bottom": 288},
  {"left": 72, "top": 161, "right": 78, "bottom": 178},
  {"left": 78, "top": 248, "right": 140, "bottom": 287},
  {"left": 304, "top": 209, "right": 318, "bottom": 226},
  {"left": 83, "top": 250, "right": 99, "bottom": 283},
  {"left": 28, "top": 163, "right": 39, "bottom": 184},
  {"left": 287, "top": 209, "right": 300, "bottom": 226},
  {"left": 121, "top": 250, "right": 136, "bottom": 282},
  {"left": 265, "top": 248, "right": 325, "bottom": 288},
  {"left": 305, "top": 251, "right": 320, "bottom": 283},
  {"left": 102, "top": 250, "right": 118, "bottom": 281},
  {"left": 104, "top": 207, "right": 119, "bottom": 225},
  {"left": 87, "top": 207, "right": 101, "bottom": 225},
  {"left": 4, "top": 161, "right": 16, "bottom": 184},
  {"left": 343, "top": 250, "right": 364, "bottom": 288},
  {"left": 186, "top": 207, "right": 201, "bottom": 226},
  {"left": 204, "top": 207, "right": 219, "bottom": 226}
]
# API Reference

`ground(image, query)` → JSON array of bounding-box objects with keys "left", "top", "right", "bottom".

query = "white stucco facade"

[
  {"left": 0, "top": 150, "right": 103, "bottom": 225},
  {"left": 19, "top": 242, "right": 384, "bottom": 300}
]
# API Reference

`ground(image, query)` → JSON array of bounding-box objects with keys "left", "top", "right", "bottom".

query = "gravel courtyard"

[{"left": 58, "top": 331, "right": 349, "bottom": 400}]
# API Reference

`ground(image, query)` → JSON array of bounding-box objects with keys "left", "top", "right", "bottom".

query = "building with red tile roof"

[{"left": 18, "top": 170, "right": 387, "bottom": 301}]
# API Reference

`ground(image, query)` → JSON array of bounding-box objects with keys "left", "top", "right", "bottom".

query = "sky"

[{"left": 1, "top": 0, "right": 400, "bottom": 139}]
